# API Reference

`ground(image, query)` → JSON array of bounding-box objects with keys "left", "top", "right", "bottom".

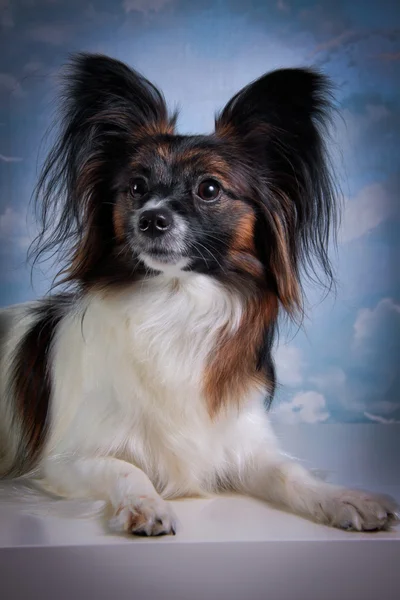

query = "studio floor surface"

[{"left": 1, "top": 424, "right": 399, "bottom": 600}]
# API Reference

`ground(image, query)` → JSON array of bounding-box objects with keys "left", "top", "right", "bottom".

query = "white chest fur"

[{"left": 46, "top": 273, "right": 267, "bottom": 498}]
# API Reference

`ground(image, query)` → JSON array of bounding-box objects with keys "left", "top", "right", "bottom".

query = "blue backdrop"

[{"left": 0, "top": 0, "right": 399, "bottom": 424}]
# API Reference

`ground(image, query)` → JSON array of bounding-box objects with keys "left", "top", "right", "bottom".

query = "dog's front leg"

[
  {"left": 41, "top": 456, "right": 176, "bottom": 536},
  {"left": 233, "top": 447, "right": 399, "bottom": 531}
]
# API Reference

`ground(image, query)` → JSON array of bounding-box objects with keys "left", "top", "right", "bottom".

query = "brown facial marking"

[
  {"left": 203, "top": 293, "right": 278, "bottom": 417},
  {"left": 141, "top": 119, "right": 176, "bottom": 137},
  {"left": 53, "top": 156, "right": 113, "bottom": 285},
  {"left": 214, "top": 121, "right": 236, "bottom": 139},
  {"left": 66, "top": 210, "right": 102, "bottom": 284},
  {"left": 113, "top": 199, "right": 127, "bottom": 244},
  {"left": 174, "top": 150, "right": 233, "bottom": 186},
  {"left": 231, "top": 210, "right": 256, "bottom": 252},
  {"left": 156, "top": 141, "right": 171, "bottom": 159},
  {"left": 229, "top": 251, "right": 264, "bottom": 279},
  {"left": 228, "top": 209, "right": 264, "bottom": 279},
  {"left": 178, "top": 147, "right": 201, "bottom": 162},
  {"left": 269, "top": 210, "right": 300, "bottom": 313}
]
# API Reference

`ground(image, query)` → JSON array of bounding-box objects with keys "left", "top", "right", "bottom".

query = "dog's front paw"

[
  {"left": 318, "top": 488, "right": 399, "bottom": 531},
  {"left": 108, "top": 495, "right": 177, "bottom": 537}
]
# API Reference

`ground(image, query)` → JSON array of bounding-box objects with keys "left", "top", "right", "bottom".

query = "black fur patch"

[{"left": 9, "top": 295, "right": 70, "bottom": 475}]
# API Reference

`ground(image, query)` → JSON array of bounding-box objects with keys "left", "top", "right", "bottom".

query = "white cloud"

[
  {"left": 0, "top": 73, "right": 23, "bottom": 97},
  {"left": 342, "top": 103, "right": 392, "bottom": 137},
  {"left": 0, "top": 154, "right": 23, "bottom": 163},
  {"left": 28, "top": 24, "right": 71, "bottom": 45},
  {"left": 308, "top": 30, "right": 363, "bottom": 59},
  {"left": 106, "top": 17, "right": 313, "bottom": 135},
  {"left": 338, "top": 298, "right": 400, "bottom": 416},
  {"left": 305, "top": 358, "right": 399, "bottom": 417},
  {"left": 85, "top": 3, "right": 118, "bottom": 24},
  {"left": 0, "top": 0, "right": 13, "bottom": 28},
  {"left": 275, "top": 344, "right": 304, "bottom": 387},
  {"left": 376, "top": 52, "right": 400, "bottom": 62},
  {"left": 274, "top": 391, "right": 330, "bottom": 424},
  {"left": 23, "top": 61, "right": 45, "bottom": 75},
  {"left": 307, "top": 27, "right": 400, "bottom": 65},
  {"left": 362, "top": 104, "right": 391, "bottom": 121},
  {"left": 309, "top": 367, "right": 346, "bottom": 391},
  {"left": 277, "top": 0, "right": 290, "bottom": 12},
  {"left": 364, "top": 412, "right": 400, "bottom": 424},
  {"left": 0, "top": 207, "right": 31, "bottom": 251},
  {"left": 272, "top": 302, "right": 400, "bottom": 424},
  {"left": 123, "top": 0, "right": 174, "bottom": 14},
  {"left": 337, "top": 103, "right": 393, "bottom": 167},
  {"left": 353, "top": 298, "right": 400, "bottom": 346},
  {"left": 339, "top": 182, "right": 394, "bottom": 244}
]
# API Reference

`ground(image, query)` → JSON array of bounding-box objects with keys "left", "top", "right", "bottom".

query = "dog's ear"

[
  {"left": 64, "top": 52, "right": 174, "bottom": 138},
  {"left": 215, "top": 68, "right": 338, "bottom": 314},
  {"left": 32, "top": 53, "right": 176, "bottom": 284},
  {"left": 53, "top": 52, "right": 175, "bottom": 199}
]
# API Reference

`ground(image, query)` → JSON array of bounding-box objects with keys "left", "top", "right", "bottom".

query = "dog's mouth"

[
  {"left": 132, "top": 208, "right": 191, "bottom": 272},
  {"left": 139, "top": 248, "right": 190, "bottom": 273},
  {"left": 141, "top": 249, "right": 184, "bottom": 264}
]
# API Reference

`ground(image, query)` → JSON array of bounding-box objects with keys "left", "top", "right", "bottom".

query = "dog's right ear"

[
  {"left": 63, "top": 53, "right": 175, "bottom": 140},
  {"left": 31, "top": 53, "right": 176, "bottom": 285},
  {"left": 55, "top": 52, "right": 176, "bottom": 205}
]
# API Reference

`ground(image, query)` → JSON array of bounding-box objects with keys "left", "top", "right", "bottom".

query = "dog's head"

[{"left": 32, "top": 54, "right": 338, "bottom": 315}]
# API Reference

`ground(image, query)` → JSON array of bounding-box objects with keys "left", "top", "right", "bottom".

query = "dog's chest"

[
  {"left": 51, "top": 275, "right": 246, "bottom": 494},
  {"left": 91, "top": 274, "right": 241, "bottom": 388}
]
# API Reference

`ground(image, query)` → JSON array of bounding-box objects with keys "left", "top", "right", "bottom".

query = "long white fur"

[{"left": 0, "top": 269, "right": 398, "bottom": 534}]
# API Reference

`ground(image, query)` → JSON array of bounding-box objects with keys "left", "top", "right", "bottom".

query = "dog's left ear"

[{"left": 215, "top": 68, "right": 338, "bottom": 315}]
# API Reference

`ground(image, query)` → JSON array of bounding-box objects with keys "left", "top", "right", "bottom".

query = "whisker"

[
  {"left": 189, "top": 242, "right": 209, "bottom": 267},
  {"left": 190, "top": 240, "right": 227, "bottom": 274},
  {"left": 189, "top": 229, "right": 230, "bottom": 247}
]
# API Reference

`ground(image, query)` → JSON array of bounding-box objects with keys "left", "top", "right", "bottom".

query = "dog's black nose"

[{"left": 138, "top": 208, "right": 173, "bottom": 237}]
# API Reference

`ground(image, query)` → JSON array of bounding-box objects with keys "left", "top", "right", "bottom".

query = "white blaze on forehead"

[{"left": 141, "top": 198, "right": 167, "bottom": 210}]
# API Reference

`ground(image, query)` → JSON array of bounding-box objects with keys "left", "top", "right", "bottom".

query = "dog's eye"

[
  {"left": 197, "top": 179, "right": 221, "bottom": 202},
  {"left": 130, "top": 178, "right": 148, "bottom": 198}
]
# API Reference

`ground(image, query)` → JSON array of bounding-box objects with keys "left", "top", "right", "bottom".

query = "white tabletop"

[{"left": 1, "top": 424, "right": 399, "bottom": 600}]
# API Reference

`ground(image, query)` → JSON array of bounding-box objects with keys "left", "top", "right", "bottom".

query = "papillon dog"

[{"left": 0, "top": 54, "right": 398, "bottom": 536}]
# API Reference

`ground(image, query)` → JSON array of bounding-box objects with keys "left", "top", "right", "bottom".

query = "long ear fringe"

[
  {"left": 215, "top": 67, "right": 342, "bottom": 319},
  {"left": 28, "top": 53, "right": 176, "bottom": 289}
]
